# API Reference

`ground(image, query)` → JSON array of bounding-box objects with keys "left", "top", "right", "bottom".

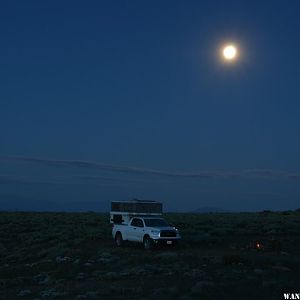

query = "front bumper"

[{"left": 152, "top": 237, "right": 181, "bottom": 245}]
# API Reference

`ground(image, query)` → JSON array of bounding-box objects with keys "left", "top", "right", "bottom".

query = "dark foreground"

[{"left": 1, "top": 211, "right": 300, "bottom": 300}]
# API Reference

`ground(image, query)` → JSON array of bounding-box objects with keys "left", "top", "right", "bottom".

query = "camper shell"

[{"left": 110, "top": 199, "right": 163, "bottom": 225}]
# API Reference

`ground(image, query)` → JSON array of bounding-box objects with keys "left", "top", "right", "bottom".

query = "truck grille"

[{"left": 160, "top": 230, "right": 177, "bottom": 237}]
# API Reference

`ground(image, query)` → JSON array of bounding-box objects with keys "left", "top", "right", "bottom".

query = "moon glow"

[{"left": 222, "top": 45, "right": 237, "bottom": 60}]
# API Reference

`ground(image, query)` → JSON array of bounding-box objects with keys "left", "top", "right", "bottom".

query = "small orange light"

[{"left": 256, "top": 243, "right": 261, "bottom": 249}]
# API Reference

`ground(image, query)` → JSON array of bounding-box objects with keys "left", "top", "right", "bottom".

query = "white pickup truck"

[{"left": 112, "top": 216, "right": 181, "bottom": 250}]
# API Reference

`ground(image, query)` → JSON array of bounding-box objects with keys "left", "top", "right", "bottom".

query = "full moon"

[{"left": 223, "top": 45, "right": 237, "bottom": 60}]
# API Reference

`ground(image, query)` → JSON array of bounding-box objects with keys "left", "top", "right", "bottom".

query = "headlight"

[{"left": 151, "top": 230, "right": 160, "bottom": 236}]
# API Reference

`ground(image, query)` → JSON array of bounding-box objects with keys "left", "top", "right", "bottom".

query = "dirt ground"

[{"left": 1, "top": 211, "right": 300, "bottom": 299}]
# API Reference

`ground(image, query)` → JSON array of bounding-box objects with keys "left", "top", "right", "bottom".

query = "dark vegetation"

[{"left": 1, "top": 211, "right": 300, "bottom": 299}]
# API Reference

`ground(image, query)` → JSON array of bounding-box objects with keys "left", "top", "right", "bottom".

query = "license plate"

[{"left": 167, "top": 241, "right": 173, "bottom": 245}]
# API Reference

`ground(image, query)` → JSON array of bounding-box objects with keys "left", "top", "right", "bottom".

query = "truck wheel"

[
  {"left": 115, "top": 233, "right": 123, "bottom": 247},
  {"left": 143, "top": 236, "right": 153, "bottom": 250}
]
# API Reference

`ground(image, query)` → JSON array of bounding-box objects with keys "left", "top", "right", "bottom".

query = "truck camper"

[{"left": 110, "top": 199, "right": 181, "bottom": 250}]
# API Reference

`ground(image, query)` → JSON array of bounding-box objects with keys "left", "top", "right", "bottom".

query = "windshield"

[{"left": 144, "top": 218, "right": 169, "bottom": 227}]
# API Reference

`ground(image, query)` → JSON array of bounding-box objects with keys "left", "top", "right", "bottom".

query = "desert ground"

[{"left": 0, "top": 211, "right": 300, "bottom": 299}]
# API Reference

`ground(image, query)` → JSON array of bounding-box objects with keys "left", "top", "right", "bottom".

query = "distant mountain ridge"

[{"left": 189, "top": 207, "right": 230, "bottom": 213}]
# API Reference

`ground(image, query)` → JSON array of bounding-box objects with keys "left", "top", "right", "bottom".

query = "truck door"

[
  {"left": 128, "top": 218, "right": 138, "bottom": 241},
  {"left": 129, "top": 218, "right": 145, "bottom": 242},
  {"left": 134, "top": 218, "right": 145, "bottom": 242}
]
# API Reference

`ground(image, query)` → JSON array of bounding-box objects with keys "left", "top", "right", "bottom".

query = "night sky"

[{"left": 1, "top": 1, "right": 300, "bottom": 212}]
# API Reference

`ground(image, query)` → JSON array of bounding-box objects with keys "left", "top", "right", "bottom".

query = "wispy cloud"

[
  {"left": 0, "top": 174, "right": 129, "bottom": 186},
  {"left": 73, "top": 175, "right": 149, "bottom": 184},
  {"left": 2, "top": 156, "right": 235, "bottom": 178},
  {"left": 2, "top": 156, "right": 300, "bottom": 181},
  {"left": 0, "top": 175, "right": 29, "bottom": 184},
  {"left": 242, "top": 169, "right": 300, "bottom": 180}
]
